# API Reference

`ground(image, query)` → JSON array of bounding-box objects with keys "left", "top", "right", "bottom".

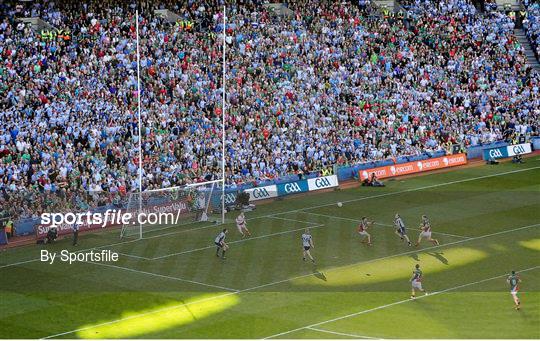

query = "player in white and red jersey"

[
  {"left": 236, "top": 212, "right": 251, "bottom": 238},
  {"left": 357, "top": 217, "right": 372, "bottom": 246},
  {"left": 415, "top": 215, "right": 439, "bottom": 247}
]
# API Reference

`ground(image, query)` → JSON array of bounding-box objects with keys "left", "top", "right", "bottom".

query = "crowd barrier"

[
  {"left": 243, "top": 175, "right": 339, "bottom": 202},
  {"left": 482, "top": 143, "right": 533, "bottom": 160}
]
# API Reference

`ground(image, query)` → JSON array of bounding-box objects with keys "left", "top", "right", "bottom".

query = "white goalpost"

[{"left": 120, "top": 7, "right": 228, "bottom": 240}]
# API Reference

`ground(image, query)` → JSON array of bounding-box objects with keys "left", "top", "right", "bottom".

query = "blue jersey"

[
  {"left": 508, "top": 275, "right": 520, "bottom": 291},
  {"left": 214, "top": 232, "right": 226, "bottom": 244},
  {"left": 394, "top": 217, "right": 406, "bottom": 234}
]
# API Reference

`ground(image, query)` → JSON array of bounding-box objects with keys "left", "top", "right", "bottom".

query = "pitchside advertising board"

[
  {"left": 483, "top": 143, "right": 532, "bottom": 160},
  {"left": 244, "top": 175, "right": 339, "bottom": 202},
  {"left": 359, "top": 154, "right": 468, "bottom": 181}
]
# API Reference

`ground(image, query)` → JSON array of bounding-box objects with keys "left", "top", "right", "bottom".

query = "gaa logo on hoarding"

[
  {"left": 489, "top": 149, "right": 504, "bottom": 158},
  {"left": 252, "top": 187, "right": 271, "bottom": 199},
  {"left": 417, "top": 162, "right": 423, "bottom": 171},
  {"left": 284, "top": 182, "right": 302, "bottom": 193},
  {"left": 314, "top": 177, "right": 331, "bottom": 188},
  {"left": 390, "top": 166, "right": 396, "bottom": 175},
  {"left": 512, "top": 145, "right": 526, "bottom": 155},
  {"left": 443, "top": 157, "right": 449, "bottom": 166}
]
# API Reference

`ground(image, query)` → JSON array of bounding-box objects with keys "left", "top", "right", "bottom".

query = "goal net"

[{"left": 120, "top": 180, "right": 225, "bottom": 239}]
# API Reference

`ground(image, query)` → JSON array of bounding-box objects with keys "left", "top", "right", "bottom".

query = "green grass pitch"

[{"left": 1, "top": 160, "right": 539, "bottom": 339}]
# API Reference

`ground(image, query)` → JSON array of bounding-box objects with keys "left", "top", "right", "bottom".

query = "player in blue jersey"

[
  {"left": 410, "top": 264, "right": 428, "bottom": 298},
  {"left": 214, "top": 228, "right": 229, "bottom": 259},
  {"left": 507, "top": 270, "right": 521, "bottom": 310},
  {"left": 301, "top": 228, "right": 315, "bottom": 263},
  {"left": 394, "top": 213, "right": 412, "bottom": 246}
]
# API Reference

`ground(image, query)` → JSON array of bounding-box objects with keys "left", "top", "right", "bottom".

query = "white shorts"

[
  {"left": 511, "top": 290, "right": 519, "bottom": 296},
  {"left": 420, "top": 231, "right": 431, "bottom": 239},
  {"left": 358, "top": 231, "right": 369, "bottom": 236},
  {"left": 237, "top": 224, "right": 246, "bottom": 232},
  {"left": 412, "top": 281, "right": 423, "bottom": 290}
]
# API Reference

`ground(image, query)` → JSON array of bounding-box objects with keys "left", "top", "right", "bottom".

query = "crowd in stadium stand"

[
  {"left": 524, "top": 0, "right": 540, "bottom": 61},
  {"left": 0, "top": 0, "right": 539, "bottom": 221}
]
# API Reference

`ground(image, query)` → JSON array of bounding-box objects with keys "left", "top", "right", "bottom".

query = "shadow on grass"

[
  {"left": 426, "top": 251, "right": 449, "bottom": 265},
  {"left": 312, "top": 268, "right": 327, "bottom": 281}
]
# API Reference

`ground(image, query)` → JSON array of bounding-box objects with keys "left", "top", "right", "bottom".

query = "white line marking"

[
  {"left": 115, "top": 252, "right": 152, "bottom": 260},
  {"left": 151, "top": 224, "right": 324, "bottom": 260},
  {"left": 40, "top": 222, "right": 539, "bottom": 339},
  {"left": 0, "top": 258, "right": 38, "bottom": 269},
  {"left": 302, "top": 212, "right": 471, "bottom": 239},
  {"left": 307, "top": 327, "right": 382, "bottom": 339},
  {"left": 82, "top": 261, "right": 237, "bottom": 292},
  {"left": 269, "top": 216, "right": 319, "bottom": 225},
  {"left": 263, "top": 265, "right": 540, "bottom": 339},
  {"left": 3, "top": 166, "right": 538, "bottom": 269}
]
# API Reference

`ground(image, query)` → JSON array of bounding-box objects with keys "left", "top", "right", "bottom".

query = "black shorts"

[
  {"left": 215, "top": 242, "right": 223, "bottom": 248},
  {"left": 303, "top": 246, "right": 310, "bottom": 251},
  {"left": 397, "top": 228, "right": 406, "bottom": 236}
]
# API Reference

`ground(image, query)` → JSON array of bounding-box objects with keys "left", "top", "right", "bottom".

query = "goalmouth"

[{"left": 120, "top": 179, "right": 226, "bottom": 240}]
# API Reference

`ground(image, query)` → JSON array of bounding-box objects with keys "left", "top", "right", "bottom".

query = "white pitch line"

[
  {"left": 151, "top": 224, "right": 325, "bottom": 260},
  {"left": 301, "top": 212, "right": 471, "bottom": 239},
  {"left": 3, "top": 166, "right": 538, "bottom": 269},
  {"left": 40, "top": 222, "right": 539, "bottom": 339},
  {"left": 269, "top": 216, "right": 319, "bottom": 225},
  {"left": 115, "top": 252, "right": 152, "bottom": 260},
  {"left": 307, "top": 327, "right": 383, "bottom": 339},
  {"left": 82, "top": 261, "right": 237, "bottom": 292},
  {"left": 263, "top": 265, "right": 540, "bottom": 339}
]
